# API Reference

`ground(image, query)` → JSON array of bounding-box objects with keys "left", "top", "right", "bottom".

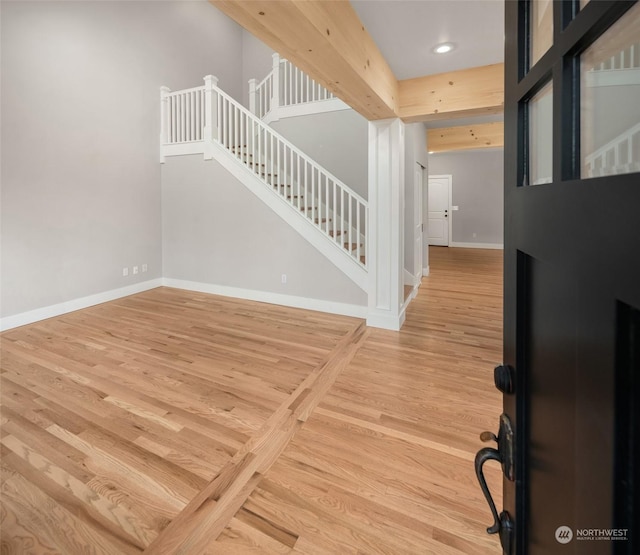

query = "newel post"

[
  {"left": 248, "top": 79, "right": 257, "bottom": 115},
  {"left": 271, "top": 52, "right": 280, "bottom": 110},
  {"left": 159, "top": 86, "right": 170, "bottom": 163},
  {"left": 203, "top": 74, "right": 219, "bottom": 160}
]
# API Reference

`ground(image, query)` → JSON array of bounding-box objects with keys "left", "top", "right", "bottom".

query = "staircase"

[{"left": 160, "top": 73, "right": 367, "bottom": 290}]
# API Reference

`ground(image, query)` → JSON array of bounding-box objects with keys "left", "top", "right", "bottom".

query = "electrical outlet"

[
  {"left": 281, "top": 274, "right": 287, "bottom": 284},
  {"left": 122, "top": 267, "right": 129, "bottom": 277},
  {"left": 133, "top": 266, "right": 139, "bottom": 275},
  {"left": 142, "top": 264, "right": 148, "bottom": 272}
]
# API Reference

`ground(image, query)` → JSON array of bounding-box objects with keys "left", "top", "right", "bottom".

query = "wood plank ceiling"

[{"left": 210, "top": 0, "right": 504, "bottom": 152}]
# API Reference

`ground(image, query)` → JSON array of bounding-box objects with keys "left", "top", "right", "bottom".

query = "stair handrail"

[
  {"left": 216, "top": 81, "right": 367, "bottom": 268},
  {"left": 215, "top": 83, "right": 366, "bottom": 198}
]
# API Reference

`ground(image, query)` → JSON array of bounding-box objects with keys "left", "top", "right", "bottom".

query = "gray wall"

[
  {"left": 1, "top": 1, "right": 243, "bottom": 318},
  {"left": 162, "top": 155, "right": 367, "bottom": 306},
  {"left": 428, "top": 149, "right": 504, "bottom": 245},
  {"left": 588, "top": 85, "right": 640, "bottom": 153},
  {"left": 403, "top": 123, "right": 428, "bottom": 276},
  {"left": 270, "top": 110, "right": 369, "bottom": 200},
  {"left": 241, "top": 30, "right": 275, "bottom": 108}
]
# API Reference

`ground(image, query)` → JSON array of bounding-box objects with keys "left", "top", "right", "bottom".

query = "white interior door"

[
  {"left": 428, "top": 175, "right": 451, "bottom": 246},
  {"left": 414, "top": 166, "right": 423, "bottom": 278}
]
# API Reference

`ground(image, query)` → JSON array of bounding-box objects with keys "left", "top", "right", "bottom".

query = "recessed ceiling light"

[{"left": 433, "top": 42, "right": 455, "bottom": 54}]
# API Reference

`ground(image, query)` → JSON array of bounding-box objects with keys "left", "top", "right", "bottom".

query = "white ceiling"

[{"left": 351, "top": 0, "right": 505, "bottom": 80}]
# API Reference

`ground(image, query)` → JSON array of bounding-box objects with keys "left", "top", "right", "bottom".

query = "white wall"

[
  {"left": 1, "top": 1, "right": 243, "bottom": 318},
  {"left": 428, "top": 148, "right": 504, "bottom": 246},
  {"left": 161, "top": 155, "right": 367, "bottom": 308}
]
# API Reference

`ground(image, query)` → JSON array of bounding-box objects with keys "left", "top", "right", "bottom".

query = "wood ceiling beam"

[
  {"left": 427, "top": 122, "right": 504, "bottom": 153},
  {"left": 210, "top": 0, "right": 398, "bottom": 120},
  {"left": 399, "top": 63, "right": 504, "bottom": 123}
]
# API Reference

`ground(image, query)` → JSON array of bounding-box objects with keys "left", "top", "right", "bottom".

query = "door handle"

[
  {"left": 475, "top": 414, "right": 515, "bottom": 554},
  {"left": 475, "top": 446, "right": 502, "bottom": 534}
]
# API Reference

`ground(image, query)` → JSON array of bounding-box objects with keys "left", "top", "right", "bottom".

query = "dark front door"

[{"left": 475, "top": 1, "right": 640, "bottom": 553}]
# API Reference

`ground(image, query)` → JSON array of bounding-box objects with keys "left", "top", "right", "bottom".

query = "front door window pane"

[
  {"left": 530, "top": 0, "right": 553, "bottom": 67},
  {"left": 581, "top": 2, "right": 640, "bottom": 179},
  {"left": 528, "top": 81, "right": 553, "bottom": 185}
]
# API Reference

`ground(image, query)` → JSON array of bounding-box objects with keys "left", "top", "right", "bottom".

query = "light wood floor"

[{"left": 1, "top": 247, "right": 503, "bottom": 554}]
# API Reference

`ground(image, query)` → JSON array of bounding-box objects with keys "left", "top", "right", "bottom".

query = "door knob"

[
  {"left": 494, "top": 364, "right": 515, "bottom": 394},
  {"left": 475, "top": 414, "right": 515, "bottom": 553}
]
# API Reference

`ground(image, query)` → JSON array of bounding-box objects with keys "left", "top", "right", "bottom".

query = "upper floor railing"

[{"left": 250, "top": 53, "right": 336, "bottom": 120}]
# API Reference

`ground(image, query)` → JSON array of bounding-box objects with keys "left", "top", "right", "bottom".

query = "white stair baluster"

[{"left": 348, "top": 195, "right": 353, "bottom": 257}]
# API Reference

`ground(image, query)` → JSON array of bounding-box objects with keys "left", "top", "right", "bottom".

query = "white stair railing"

[
  {"left": 584, "top": 121, "right": 640, "bottom": 177},
  {"left": 250, "top": 53, "right": 336, "bottom": 119},
  {"left": 160, "top": 77, "right": 367, "bottom": 269},
  {"left": 162, "top": 85, "right": 206, "bottom": 144},
  {"left": 160, "top": 76, "right": 218, "bottom": 161},
  {"left": 590, "top": 42, "right": 640, "bottom": 71},
  {"left": 250, "top": 72, "right": 274, "bottom": 120}
]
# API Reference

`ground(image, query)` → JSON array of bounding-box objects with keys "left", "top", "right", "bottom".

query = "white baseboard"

[
  {"left": 422, "top": 266, "right": 430, "bottom": 276},
  {"left": 449, "top": 242, "right": 504, "bottom": 250},
  {"left": 163, "top": 278, "right": 368, "bottom": 320},
  {"left": 0, "top": 279, "right": 163, "bottom": 332},
  {"left": 403, "top": 268, "right": 423, "bottom": 286},
  {"left": 366, "top": 309, "right": 406, "bottom": 331}
]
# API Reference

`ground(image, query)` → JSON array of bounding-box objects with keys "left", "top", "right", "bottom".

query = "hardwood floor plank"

[
  {"left": 212, "top": 516, "right": 293, "bottom": 554},
  {"left": 1, "top": 472, "right": 130, "bottom": 555},
  {"left": 0, "top": 442, "right": 150, "bottom": 553}
]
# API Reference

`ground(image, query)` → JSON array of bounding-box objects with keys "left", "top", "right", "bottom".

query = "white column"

[
  {"left": 203, "top": 74, "right": 219, "bottom": 160},
  {"left": 159, "top": 86, "right": 170, "bottom": 163},
  {"left": 271, "top": 53, "right": 280, "bottom": 111},
  {"left": 367, "top": 119, "right": 406, "bottom": 331},
  {"left": 248, "top": 78, "right": 257, "bottom": 115}
]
